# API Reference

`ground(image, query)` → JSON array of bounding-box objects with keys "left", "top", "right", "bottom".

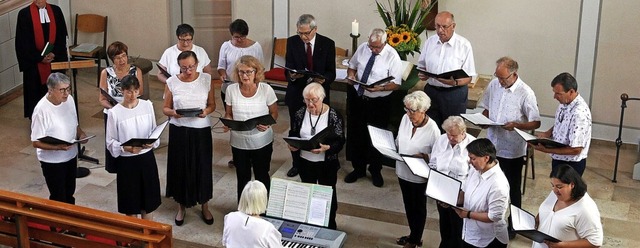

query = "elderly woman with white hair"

[
  {"left": 223, "top": 180, "right": 283, "bottom": 248},
  {"left": 287, "top": 82, "right": 345, "bottom": 230},
  {"left": 394, "top": 91, "right": 440, "bottom": 248},
  {"left": 30, "top": 72, "right": 88, "bottom": 204},
  {"left": 427, "top": 115, "right": 476, "bottom": 248}
]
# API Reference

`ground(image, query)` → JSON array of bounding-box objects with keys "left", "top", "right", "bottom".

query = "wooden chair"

[
  {"left": 264, "top": 37, "right": 289, "bottom": 98},
  {"left": 69, "top": 13, "right": 109, "bottom": 86},
  {"left": 522, "top": 130, "right": 536, "bottom": 195},
  {"left": 335, "top": 46, "right": 348, "bottom": 57}
]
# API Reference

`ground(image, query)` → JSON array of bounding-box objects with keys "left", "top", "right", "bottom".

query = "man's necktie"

[
  {"left": 357, "top": 53, "right": 378, "bottom": 96},
  {"left": 306, "top": 42, "right": 314, "bottom": 71}
]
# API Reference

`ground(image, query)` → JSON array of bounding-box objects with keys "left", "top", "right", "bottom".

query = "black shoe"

[
  {"left": 344, "top": 171, "right": 365, "bottom": 183},
  {"left": 201, "top": 210, "right": 214, "bottom": 225},
  {"left": 287, "top": 167, "right": 299, "bottom": 177},
  {"left": 175, "top": 210, "right": 185, "bottom": 226},
  {"left": 509, "top": 229, "right": 516, "bottom": 240},
  {"left": 370, "top": 170, "right": 384, "bottom": 187}
]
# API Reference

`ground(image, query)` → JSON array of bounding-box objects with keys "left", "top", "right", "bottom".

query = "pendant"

[{"left": 311, "top": 127, "right": 316, "bottom": 135}]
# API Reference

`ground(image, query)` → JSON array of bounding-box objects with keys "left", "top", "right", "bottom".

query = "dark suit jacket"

[{"left": 284, "top": 33, "right": 336, "bottom": 107}]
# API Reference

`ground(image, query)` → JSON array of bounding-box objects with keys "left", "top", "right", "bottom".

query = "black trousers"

[
  {"left": 103, "top": 113, "right": 116, "bottom": 173},
  {"left": 498, "top": 156, "right": 524, "bottom": 233},
  {"left": 346, "top": 87, "right": 392, "bottom": 174},
  {"left": 424, "top": 84, "right": 468, "bottom": 133},
  {"left": 463, "top": 238, "right": 507, "bottom": 248},
  {"left": 398, "top": 178, "right": 427, "bottom": 244},
  {"left": 298, "top": 158, "right": 339, "bottom": 230},
  {"left": 552, "top": 158, "right": 586, "bottom": 176},
  {"left": 232, "top": 143, "right": 273, "bottom": 202},
  {"left": 437, "top": 203, "right": 463, "bottom": 248},
  {"left": 40, "top": 157, "right": 77, "bottom": 204}
]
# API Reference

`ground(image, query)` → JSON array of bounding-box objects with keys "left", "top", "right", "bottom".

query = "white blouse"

[
  {"left": 166, "top": 72, "right": 212, "bottom": 128},
  {"left": 223, "top": 211, "right": 283, "bottom": 248},
  {"left": 106, "top": 100, "right": 159, "bottom": 157},
  {"left": 300, "top": 109, "right": 329, "bottom": 162},
  {"left": 30, "top": 94, "right": 78, "bottom": 163},
  {"left": 225, "top": 82, "right": 277, "bottom": 150},
  {"left": 428, "top": 132, "right": 476, "bottom": 187},
  {"left": 395, "top": 114, "right": 440, "bottom": 183}
]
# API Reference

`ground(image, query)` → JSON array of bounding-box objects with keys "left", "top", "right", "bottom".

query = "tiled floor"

[{"left": 1, "top": 69, "right": 638, "bottom": 247}]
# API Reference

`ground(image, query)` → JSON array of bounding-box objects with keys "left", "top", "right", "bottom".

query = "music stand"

[{"left": 51, "top": 60, "right": 99, "bottom": 178}]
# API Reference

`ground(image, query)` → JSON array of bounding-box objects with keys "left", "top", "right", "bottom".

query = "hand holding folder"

[
  {"left": 220, "top": 114, "right": 277, "bottom": 131},
  {"left": 38, "top": 135, "right": 96, "bottom": 146},
  {"left": 120, "top": 119, "right": 169, "bottom": 147},
  {"left": 284, "top": 127, "right": 338, "bottom": 151},
  {"left": 275, "top": 63, "right": 325, "bottom": 79},
  {"left": 416, "top": 68, "right": 469, "bottom": 80}
]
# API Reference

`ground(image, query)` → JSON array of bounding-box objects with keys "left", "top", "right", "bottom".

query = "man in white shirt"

[
  {"left": 479, "top": 57, "right": 540, "bottom": 239},
  {"left": 418, "top": 11, "right": 476, "bottom": 131},
  {"left": 344, "top": 28, "right": 404, "bottom": 187},
  {"left": 533, "top": 73, "right": 592, "bottom": 175}
]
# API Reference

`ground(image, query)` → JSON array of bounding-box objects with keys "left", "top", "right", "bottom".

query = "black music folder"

[
  {"left": 120, "top": 119, "right": 169, "bottom": 147},
  {"left": 99, "top": 88, "right": 119, "bottom": 107},
  {"left": 514, "top": 127, "right": 568, "bottom": 148},
  {"left": 176, "top": 108, "right": 203, "bottom": 117},
  {"left": 347, "top": 76, "right": 395, "bottom": 88},
  {"left": 156, "top": 63, "right": 171, "bottom": 78},
  {"left": 510, "top": 205, "right": 561, "bottom": 243},
  {"left": 283, "top": 127, "right": 338, "bottom": 151},
  {"left": 38, "top": 135, "right": 96, "bottom": 145},
  {"left": 275, "top": 63, "right": 325, "bottom": 79},
  {"left": 425, "top": 169, "right": 464, "bottom": 210},
  {"left": 221, "top": 114, "right": 277, "bottom": 131},
  {"left": 416, "top": 68, "right": 469, "bottom": 79}
]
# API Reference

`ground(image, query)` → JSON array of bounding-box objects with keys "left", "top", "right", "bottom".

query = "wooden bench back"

[{"left": 0, "top": 189, "right": 172, "bottom": 248}]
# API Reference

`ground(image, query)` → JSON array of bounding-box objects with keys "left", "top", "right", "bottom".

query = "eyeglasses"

[
  {"left": 493, "top": 72, "right": 514, "bottom": 81},
  {"left": 180, "top": 64, "right": 198, "bottom": 72},
  {"left": 368, "top": 43, "right": 385, "bottom": 50},
  {"left": 404, "top": 107, "right": 419, "bottom": 114},
  {"left": 112, "top": 53, "right": 128, "bottom": 61},
  {"left": 178, "top": 37, "right": 193, "bottom": 43},
  {"left": 238, "top": 70, "right": 256, "bottom": 76},
  {"left": 296, "top": 28, "right": 316, "bottom": 37},
  {"left": 232, "top": 35, "right": 246, "bottom": 40},
  {"left": 303, "top": 98, "right": 320, "bottom": 104},
  {"left": 56, "top": 86, "right": 72, "bottom": 94},
  {"left": 435, "top": 23, "right": 454, "bottom": 30}
]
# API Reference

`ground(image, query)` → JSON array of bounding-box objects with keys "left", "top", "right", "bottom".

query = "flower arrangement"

[{"left": 376, "top": 0, "right": 437, "bottom": 60}]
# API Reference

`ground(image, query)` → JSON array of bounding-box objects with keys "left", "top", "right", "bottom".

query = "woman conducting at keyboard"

[
  {"left": 286, "top": 82, "right": 345, "bottom": 230},
  {"left": 533, "top": 164, "right": 602, "bottom": 248},
  {"left": 223, "top": 180, "right": 283, "bottom": 248},
  {"left": 105, "top": 75, "right": 160, "bottom": 220}
]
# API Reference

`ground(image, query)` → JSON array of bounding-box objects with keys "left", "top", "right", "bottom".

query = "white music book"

[
  {"left": 267, "top": 178, "right": 333, "bottom": 227},
  {"left": 402, "top": 156, "right": 431, "bottom": 179},
  {"left": 460, "top": 112, "right": 504, "bottom": 126},
  {"left": 367, "top": 125, "right": 404, "bottom": 161},
  {"left": 425, "top": 169, "right": 464, "bottom": 209}
]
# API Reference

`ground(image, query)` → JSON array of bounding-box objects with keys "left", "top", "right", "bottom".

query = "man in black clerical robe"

[{"left": 16, "top": 0, "right": 68, "bottom": 118}]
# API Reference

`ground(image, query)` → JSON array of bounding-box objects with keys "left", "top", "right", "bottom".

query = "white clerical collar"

[{"left": 39, "top": 7, "right": 50, "bottom": 24}]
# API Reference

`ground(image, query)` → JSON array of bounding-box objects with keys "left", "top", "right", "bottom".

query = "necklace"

[{"left": 308, "top": 104, "right": 324, "bottom": 135}]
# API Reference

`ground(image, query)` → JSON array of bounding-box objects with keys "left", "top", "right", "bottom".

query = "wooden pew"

[{"left": 0, "top": 189, "right": 172, "bottom": 247}]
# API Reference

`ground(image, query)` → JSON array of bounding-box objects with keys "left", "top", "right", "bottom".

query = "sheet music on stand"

[{"left": 266, "top": 178, "right": 333, "bottom": 227}]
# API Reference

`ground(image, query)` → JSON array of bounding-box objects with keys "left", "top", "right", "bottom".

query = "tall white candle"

[{"left": 352, "top": 20, "right": 359, "bottom": 36}]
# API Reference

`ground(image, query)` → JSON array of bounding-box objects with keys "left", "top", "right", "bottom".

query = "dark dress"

[{"left": 15, "top": 3, "right": 68, "bottom": 118}]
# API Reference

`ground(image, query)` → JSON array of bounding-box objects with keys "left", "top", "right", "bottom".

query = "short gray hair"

[
  {"left": 302, "top": 82, "right": 326, "bottom": 100},
  {"left": 297, "top": 14, "right": 317, "bottom": 29},
  {"left": 237, "top": 180, "right": 268, "bottom": 215},
  {"left": 442, "top": 116, "right": 466, "bottom": 133},
  {"left": 369, "top": 28, "right": 387, "bottom": 44},
  {"left": 46, "top": 72, "right": 70, "bottom": 90},
  {"left": 403, "top": 91, "right": 431, "bottom": 112},
  {"left": 496, "top": 56, "right": 519, "bottom": 74}
]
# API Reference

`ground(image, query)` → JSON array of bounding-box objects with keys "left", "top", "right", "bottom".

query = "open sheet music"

[
  {"left": 38, "top": 135, "right": 96, "bottom": 145},
  {"left": 366, "top": 125, "right": 406, "bottom": 161},
  {"left": 266, "top": 178, "right": 333, "bottom": 227},
  {"left": 416, "top": 68, "right": 469, "bottom": 79},
  {"left": 402, "top": 156, "right": 431, "bottom": 179},
  {"left": 220, "top": 114, "right": 277, "bottom": 131},
  {"left": 461, "top": 113, "right": 504, "bottom": 126},
  {"left": 510, "top": 205, "right": 561, "bottom": 243},
  {"left": 283, "top": 126, "right": 338, "bottom": 151},
  {"left": 274, "top": 63, "right": 325, "bottom": 79},
  {"left": 347, "top": 76, "right": 395, "bottom": 88},
  {"left": 425, "top": 169, "right": 464, "bottom": 210},
  {"left": 514, "top": 127, "right": 567, "bottom": 148},
  {"left": 121, "top": 119, "right": 169, "bottom": 147}
]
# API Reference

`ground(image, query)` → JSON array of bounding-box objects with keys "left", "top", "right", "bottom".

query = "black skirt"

[
  {"left": 116, "top": 151, "right": 161, "bottom": 215},
  {"left": 165, "top": 124, "right": 213, "bottom": 207}
]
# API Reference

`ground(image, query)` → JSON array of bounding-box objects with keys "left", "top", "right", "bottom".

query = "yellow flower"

[
  {"left": 400, "top": 31, "right": 412, "bottom": 42},
  {"left": 388, "top": 33, "right": 402, "bottom": 47}
]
